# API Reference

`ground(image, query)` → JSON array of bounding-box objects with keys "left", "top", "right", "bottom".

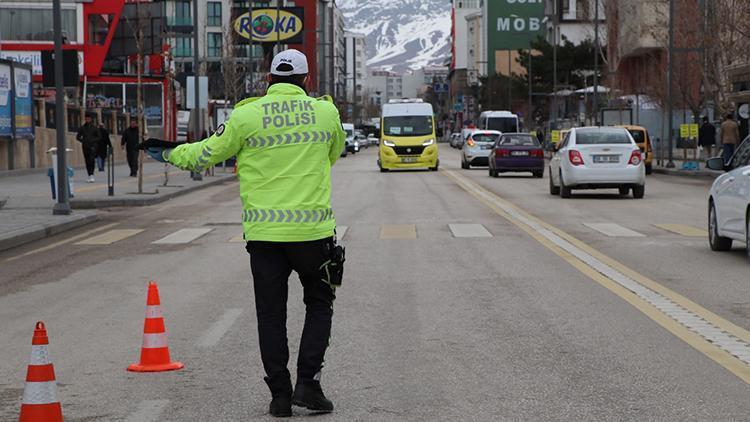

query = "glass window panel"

[{"left": 0, "top": 8, "right": 77, "bottom": 42}]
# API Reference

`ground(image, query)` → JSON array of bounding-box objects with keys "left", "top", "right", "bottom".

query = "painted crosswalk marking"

[
  {"left": 380, "top": 224, "right": 417, "bottom": 239},
  {"left": 448, "top": 223, "right": 492, "bottom": 238},
  {"left": 197, "top": 308, "right": 243, "bottom": 347},
  {"left": 583, "top": 223, "right": 645, "bottom": 237},
  {"left": 75, "top": 229, "right": 144, "bottom": 245},
  {"left": 654, "top": 224, "right": 708, "bottom": 237},
  {"left": 152, "top": 228, "right": 213, "bottom": 244}
]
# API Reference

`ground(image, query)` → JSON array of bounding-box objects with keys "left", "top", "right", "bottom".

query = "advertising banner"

[
  {"left": 485, "top": 0, "right": 545, "bottom": 75},
  {"left": 0, "top": 63, "right": 11, "bottom": 137},
  {"left": 14, "top": 66, "right": 34, "bottom": 138},
  {"left": 232, "top": 7, "right": 304, "bottom": 44}
]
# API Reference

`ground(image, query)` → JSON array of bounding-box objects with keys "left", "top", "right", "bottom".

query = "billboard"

[
  {"left": 14, "top": 65, "right": 34, "bottom": 138},
  {"left": 485, "top": 0, "right": 545, "bottom": 75},
  {"left": 232, "top": 8, "right": 304, "bottom": 44},
  {"left": 0, "top": 63, "right": 11, "bottom": 137}
]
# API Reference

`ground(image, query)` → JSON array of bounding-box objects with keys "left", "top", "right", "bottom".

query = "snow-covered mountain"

[{"left": 338, "top": 0, "right": 451, "bottom": 73}]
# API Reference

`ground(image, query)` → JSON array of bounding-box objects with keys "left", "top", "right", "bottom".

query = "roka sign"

[{"left": 233, "top": 8, "right": 304, "bottom": 44}]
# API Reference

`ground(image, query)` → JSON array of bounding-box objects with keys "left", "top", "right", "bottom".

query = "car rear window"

[
  {"left": 576, "top": 128, "right": 633, "bottom": 145},
  {"left": 472, "top": 134, "right": 499, "bottom": 143},
  {"left": 499, "top": 135, "right": 539, "bottom": 146},
  {"left": 628, "top": 130, "right": 646, "bottom": 143}
]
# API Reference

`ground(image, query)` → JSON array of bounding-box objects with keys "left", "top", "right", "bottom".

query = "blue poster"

[
  {"left": 14, "top": 66, "right": 33, "bottom": 138},
  {"left": 0, "top": 64, "right": 11, "bottom": 137}
]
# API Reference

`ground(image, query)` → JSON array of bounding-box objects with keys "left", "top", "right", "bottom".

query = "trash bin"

[{"left": 48, "top": 166, "right": 75, "bottom": 200}]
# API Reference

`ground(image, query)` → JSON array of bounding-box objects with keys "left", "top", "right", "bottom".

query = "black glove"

[{"left": 139, "top": 138, "right": 185, "bottom": 150}]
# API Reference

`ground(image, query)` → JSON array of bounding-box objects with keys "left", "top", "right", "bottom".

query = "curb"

[
  {"left": 70, "top": 174, "right": 235, "bottom": 209},
  {"left": 652, "top": 167, "right": 721, "bottom": 180},
  {"left": 0, "top": 213, "right": 99, "bottom": 253}
]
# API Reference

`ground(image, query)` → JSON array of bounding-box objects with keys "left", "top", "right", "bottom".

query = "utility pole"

[
  {"left": 528, "top": 45, "right": 532, "bottom": 124},
  {"left": 507, "top": 50, "right": 512, "bottom": 110},
  {"left": 666, "top": 0, "right": 676, "bottom": 168},
  {"left": 192, "top": 0, "right": 203, "bottom": 179},
  {"left": 248, "top": 0, "right": 254, "bottom": 96},
  {"left": 276, "top": 0, "right": 282, "bottom": 54},
  {"left": 551, "top": 1, "right": 558, "bottom": 130},
  {"left": 593, "top": 0, "right": 600, "bottom": 125},
  {"left": 52, "top": 0, "right": 70, "bottom": 215}
]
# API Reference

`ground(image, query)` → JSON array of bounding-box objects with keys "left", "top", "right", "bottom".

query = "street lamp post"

[
  {"left": 52, "top": 0, "right": 71, "bottom": 215},
  {"left": 192, "top": 0, "right": 203, "bottom": 180},
  {"left": 666, "top": 0, "right": 676, "bottom": 168}
]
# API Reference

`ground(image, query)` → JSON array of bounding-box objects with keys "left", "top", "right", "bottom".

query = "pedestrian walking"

[
  {"left": 121, "top": 120, "right": 140, "bottom": 177},
  {"left": 141, "top": 50, "right": 346, "bottom": 418},
  {"left": 698, "top": 116, "right": 716, "bottom": 159},
  {"left": 720, "top": 112, "right": 740, "bottom": 164},
  {"left": 76, "top": 115, "right": 101, "bottom": 183},
  {"left": 96, "top": 123, "right": 112, "bottom": 172}
]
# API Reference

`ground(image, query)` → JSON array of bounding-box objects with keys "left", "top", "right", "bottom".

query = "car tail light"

[
  {"left": 530, "top": 149, "right": 544, "bottom": 158},
  {"left": 495, "top": 148, "right": 509, "bottom": 157},
  {"left": 467, "top": 139, "right": 475, "bottom": 147},
  {"left": 629, "top": 150, "right": 642, "bottom": 166},
  {"left": 568, "top": 150, "right": 584, "bottom": 166}
]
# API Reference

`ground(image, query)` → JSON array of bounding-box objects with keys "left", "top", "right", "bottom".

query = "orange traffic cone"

[
  {"left": 19, "top": 321, "right": 63, "bottom": 422},
  {"left": 128, "top": 282, "right": 184, "bottom": 372}
]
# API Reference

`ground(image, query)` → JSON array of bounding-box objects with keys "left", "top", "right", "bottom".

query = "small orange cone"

[
  {"left": 128, "top": 282, "right": 183, "bottom": 372},
  {"left": 19, "top": 321, "right": 63, "bottom": 422}
]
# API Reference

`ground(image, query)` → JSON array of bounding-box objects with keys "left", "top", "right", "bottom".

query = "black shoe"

[
  {"left": 269, "top": 395, "right": 292, "bottom": 417},
  {"left": 292, "top": 379, "right": 333, "bottom": 413}
]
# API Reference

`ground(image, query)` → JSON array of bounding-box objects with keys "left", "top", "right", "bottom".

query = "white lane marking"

[
  {"left": 448, "top": 223, "right": 493, "bottom": 238},
  {"left": 4, "top": 222, "right": 119, "bottom": 262},
  {"left": 152, "top": 228, "right": 213, "bottom": 244},
  {"left": 583, "top": 223, "right": 645, "bottom": 237},
  {"left": 75, "top": 229, "right": 144, "bottom": 245},
  {"left": 197, "top": 308, "right": 243, "bottom": 347},
  {"left": 449, "top": 171, "right": 750, "bottom": 365},
  {"left": 337, "top": 225, "right": 348, "bottom": 240},
  {"left": 229, "top": 235, "right": 245, "bottom": 243},
  {"left": 125, "top": 399, "right": 169, "bottom": 422}
]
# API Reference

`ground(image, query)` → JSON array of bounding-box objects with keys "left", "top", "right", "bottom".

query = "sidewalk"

[
  {"left": 652, "top": 158, "right": 723, "bottom": 179},
  {"left": 0, "top": 159, "right": 236, "bottom": 252}
]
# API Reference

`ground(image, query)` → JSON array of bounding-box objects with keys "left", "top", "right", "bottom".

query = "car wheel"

[
  {"left": 619, "top": 187, "right": 630, "bottom": 196},
  {"left": 533, "top": 170, "right": 543, "bottom": 178},
  {"left": 645, "top": 163, "right": 653, "bottom": 175},
  {"left": 709, "top": 201, "right": 732, "bottom": 251},
  {"left": 632, "top": 185, "right": 645, "bottom": 199},
  {"left": 429, "top": 164, "right": 439, "bottom": 171},
  {"left": 549, "top": 170, "right": 560, "bottom": 195},
  {"left": 559, "top": 171, "right": 571, "bottom": 198},
  {"left": 461, "top": 159, "right": 469, "bottom": 169}
]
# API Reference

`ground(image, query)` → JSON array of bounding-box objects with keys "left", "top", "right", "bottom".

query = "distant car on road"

[
  {"left": 617, "top": 125, "right": 654, "bottom": 175},
  {"left": 706, "top": 135, "right": 750, "bottom": 259},
  {"left": 549, "top": 127, "right": 646, "bottom": 198},
  {"left": 449, "top": 132, "right": 461, "bottom": 148},
  {"left": 343, "top": 123, "right": 358, "bottom": 154},
  {"left": 367, "top": 133, "right": 379, "bottom": 146},
  {"left": 488, "top": 133, "right": 545, "bottom": 178},
  {"left": 461, "top": 130, "right": 501, "bottom": 168},
  {"left": 355, "top": 133, "right": 368, "bottom": 149}
]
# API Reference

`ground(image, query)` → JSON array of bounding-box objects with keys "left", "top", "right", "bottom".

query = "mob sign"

[
  {"left": 233, "top": 8, "right": 304, "bottom": 44},
  {"left": 485, "top": 0, "right": 544, "bottom": 73}
]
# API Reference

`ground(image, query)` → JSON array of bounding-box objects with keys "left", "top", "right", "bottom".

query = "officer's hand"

[
  {"left": 146, "top": 147, "right": 171, "bottom": 163},
  {"left": 139, "top": 138, "right": 185, "bottom": 150}
]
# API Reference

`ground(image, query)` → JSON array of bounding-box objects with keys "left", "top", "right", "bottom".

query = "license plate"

[
  {"left": 401, "top": 157, "right": 417, "bottom": 163},
  {"left": 481, "top": 145, "right": 493, "bottom": 150},
  {"left": 593, "top": 155, "right": 619, "bottom": 163},
  {"left": 511, "top": 151, "right": 529, "bottom": 156}
]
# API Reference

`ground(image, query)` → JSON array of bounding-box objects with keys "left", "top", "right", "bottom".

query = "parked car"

[
  {"left": 449, "top": 132, "right": 461, "bottom": 148},
  {"left": 617, "top": 125, "right": 654, "bottom": 175},
  {"left": 706, "top": 135, "right": 750, "bottom": 259},
  {"left": 355, "top": 133, "right": 368, "bottom": 149},
  {"left": 343, "top": 123, "right": 358, "bottom": 154},
  {"left": 488, "top": 133, "right": 545, "bottom": 178},
  {"left": 549, "top": 127, "right": 646, "bottom": 198},
  {"left": 367, "top": 133, "right": 379, "bottom": 146},
  {"left": 461, "top": 130, "right": 501, "bottom": 168}
]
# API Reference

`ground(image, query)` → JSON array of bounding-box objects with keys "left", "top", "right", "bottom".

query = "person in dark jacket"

[
  {"left": 96, "top": 124, "right": 112, "bottom": 172},
  {"left": 121, "top": 120, "right": 141, "bottom": 177},
  {"left": 698, "top": 116, "right": 716, "bottom": 159},
  {"left": 76, "top": 115, "right": 101, "bottom": 182}
]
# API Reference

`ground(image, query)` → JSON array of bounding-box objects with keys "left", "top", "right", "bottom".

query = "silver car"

[{"left": 461, "top": 130, "right": 501, "bottom": 168}]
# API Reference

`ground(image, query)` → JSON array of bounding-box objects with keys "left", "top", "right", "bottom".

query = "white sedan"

[
  {"left": 706, "top": 136, "right": 750, "bottom": 260},
  {"left": 549, "top": 127, "right": 646, "bottom": 198}
]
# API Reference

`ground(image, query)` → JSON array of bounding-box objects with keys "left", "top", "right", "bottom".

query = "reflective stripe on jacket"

[{"left": 166, "top": 83, "right": 346, "bottom": 242}]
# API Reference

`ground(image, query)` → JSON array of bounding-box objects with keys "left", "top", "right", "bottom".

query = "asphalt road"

[{"left": 1, "top": 145, "right": 749, "bottom": 421}]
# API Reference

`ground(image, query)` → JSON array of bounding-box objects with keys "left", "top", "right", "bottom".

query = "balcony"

[{"left": 166, "top": 16, "right": 193, "bottom": 34}]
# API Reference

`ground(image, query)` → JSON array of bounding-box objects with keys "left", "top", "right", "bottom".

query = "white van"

[{"left": 478, "top": 111, "right": 520, "bottom": 133}]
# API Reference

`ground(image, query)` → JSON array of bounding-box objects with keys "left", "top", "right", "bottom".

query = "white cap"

[{"left": 270, "top": 49, "right": 309, "bottom": 76}]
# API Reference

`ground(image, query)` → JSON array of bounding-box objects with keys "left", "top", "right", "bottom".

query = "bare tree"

[
  {"left": 222, "top": 25, "right": 244, "bottom": 105},
  {"left": 124, "top": 1, "right": 150, "bottom": 194}
]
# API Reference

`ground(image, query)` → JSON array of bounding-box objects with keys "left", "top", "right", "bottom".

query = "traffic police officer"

[{"left": 142, "top": 49, "right": 346, "bottom": 417}]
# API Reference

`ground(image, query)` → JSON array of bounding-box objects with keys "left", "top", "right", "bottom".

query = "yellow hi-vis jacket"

[{"left": 166, "top": 83, "right": 346, "bottom": 241}]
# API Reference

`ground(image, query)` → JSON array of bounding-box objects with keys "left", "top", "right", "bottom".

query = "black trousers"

[
  {"left": 82, "top": 145, "right": 97, "bottom": 176},
  {"left": 246, "top": 237, "right": 336, "bottom": 395},
  {"left": 126, "top": 147, "right": 139, "bottom": 175}
]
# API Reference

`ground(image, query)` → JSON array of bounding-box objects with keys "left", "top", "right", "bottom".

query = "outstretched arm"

[{"left": 166, "top": 119, "right": 244, "bottom": 172}]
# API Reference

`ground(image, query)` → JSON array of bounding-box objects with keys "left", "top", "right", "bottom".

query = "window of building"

[
  {"left": 207, "top": 2, "right": 222, "bottom": 26},
  {"left": 0, "top": 7, "right": 77, "bottom": 41},
  {"left": 89, "top": 14, "right": 114, "bottom": 46},
  {"left": 176, "top": 1, "right": 191, "bottom": 23},
  {"left": 175, "top": 38, "right": 192, "bottom": 57},
  {"left": 207, "top": 32, "right": 222, "bottom": 57}
]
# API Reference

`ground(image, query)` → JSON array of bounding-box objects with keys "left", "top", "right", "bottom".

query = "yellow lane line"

[
  {"left": 4, "top": 222, "right": 119, "bottom": 262},
  {"left": 228, "top": 235, "right": 245, "bottom": 243},
  {"left": 655, "top": 224, "right": 708, "bottom": 237},
  {"left": 74, "top": 229, "right": 144, "bottom": 245},
  {"left": 442, "top": 170, "right": 750, "bottom": 384},
  {"left": 380, "top": 224, "right": 417, "bottom": 239}
]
